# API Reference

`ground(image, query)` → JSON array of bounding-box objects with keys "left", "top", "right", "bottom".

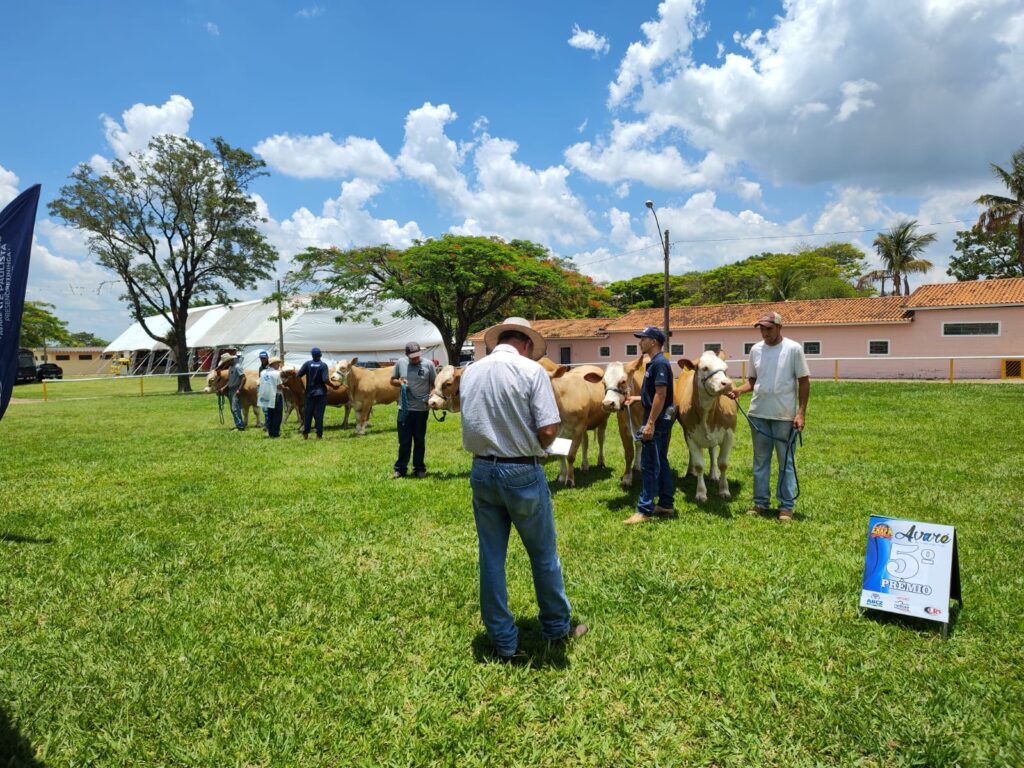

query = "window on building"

[
  {"left": 942, "top": 322, "right": 999, "bottom": 336},
  {"left": 598, "top": 346, "right": 610, "bottom": 358},
  {"left": 670, "top": 343, "right": 684, "bottom": 356},
  {"left": 743, "top": 342, "right": 756, "bottom": 355},
  {"left": 704, "top": 342, "right": 722, "bottom": 354},
  {"left": 803, "top": 341, "right": 821, "bottom": 355},
  {"left": 559, "top": 346, "right": 571, "bottom": 365},
  {"left": 56, "top": 354, "right": 70, "bottom": 361},
  {"left": 868, "top": 340, "right": 889, "bottom": 356},
  {"left": 625, "top": 344, "right": 638, "bottom": 357},
  {"left": 78, "top": 354, "right": 93, "bottom": 360}
]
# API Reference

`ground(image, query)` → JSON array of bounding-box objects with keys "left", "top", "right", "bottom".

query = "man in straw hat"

[
  {"left": 728, "top": 312, "right": 810, "bottom": 522},
  {"left": 257, "top": 357, "right": 285, "bottom": 438},
  {"left": 459, "top": 317, "right": 588, "bottom": 662}
]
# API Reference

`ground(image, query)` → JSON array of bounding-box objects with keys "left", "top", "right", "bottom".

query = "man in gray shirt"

[
  {"left": 224, "top": 352, "right": 247, "bottom": 431},
  {"left": 391, "top": 342, "right": 437, "bottom": 478}
]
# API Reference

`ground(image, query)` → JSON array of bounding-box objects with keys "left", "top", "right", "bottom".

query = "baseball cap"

[
  {"left": 405, "top": 342, "right": 422, "bottom": 356},
  {"left": 311, "top": 347, "right": 322, "bottom": 357},
  {"left": 633, "top": 325, "right": 666, "bottom": 345},
  {"left": 258, "top": 350, "right": 269, "bottom": 358},
  {"left": 754, "top": 312, "right": 784, "bottom": 328}
]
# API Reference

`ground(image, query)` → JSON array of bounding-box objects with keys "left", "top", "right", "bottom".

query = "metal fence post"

[
  {"left": 949, "top": 359, "right": 954, "bottom": 384},
  {"left": 42, "top": 381, "right": 48, "bottom": 402},
  {"left": 834, "top": 359, "right": 839, "bottom": 382}
]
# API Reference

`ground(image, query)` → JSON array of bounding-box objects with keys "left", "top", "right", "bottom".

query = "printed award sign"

[{"left": 860, "top": 516, "right": 961, "bottom": 632}]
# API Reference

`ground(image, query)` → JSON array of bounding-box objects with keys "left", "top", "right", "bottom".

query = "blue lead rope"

[
  {"left": 735, "top": 398, "right": 803, "bottom": 506},
  {"left": 398, "top": 383, "right": 409, "bottom": 425}
]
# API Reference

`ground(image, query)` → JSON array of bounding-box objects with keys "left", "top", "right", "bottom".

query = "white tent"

[{"left": 104, "top": 299, "right": 448, "bottom": 370}]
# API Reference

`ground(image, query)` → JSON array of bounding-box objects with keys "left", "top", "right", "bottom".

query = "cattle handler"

[{"left": 391, "top": 342, "right": 437, "bottom": 478}]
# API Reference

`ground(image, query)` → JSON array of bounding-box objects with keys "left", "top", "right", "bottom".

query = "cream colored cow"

[
  {"left": 203, "top": 369, "right": 262, "bottom": 428},
  {"left": 329, "top": 358, "right": 399, "bottom": 435},
  {"left": 677, "top": 351, "right": 737, "bottom": 502},
  {"left": 548, "top": 364, "right": 609, "bottom": 487},
  {"left": 584, "top": 357, "right": 645, "bottom": 488}
]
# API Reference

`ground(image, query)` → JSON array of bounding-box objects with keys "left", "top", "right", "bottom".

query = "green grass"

[{"left": 1, "top": 382, "right": 1022, "bottom": 767}]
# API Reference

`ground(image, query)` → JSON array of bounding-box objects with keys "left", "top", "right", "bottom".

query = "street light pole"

[{"left": 645, "top": 200, "right": 671, "bottom": 353}]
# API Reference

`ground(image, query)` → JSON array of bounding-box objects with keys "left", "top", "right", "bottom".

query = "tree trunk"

[
  {"left": 1017, "top": 216, "right": 1024, "bottom": 273},
  {"left": 445, "top": 341, "right": 461, "bottom": 368},
  {"left": 175, "top": 338, "right": 192, "bottom": 393}
]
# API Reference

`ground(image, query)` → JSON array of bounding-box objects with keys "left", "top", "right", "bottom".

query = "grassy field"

[{"left": 1, "top": 381, "right": 1022, "bottom": 767}]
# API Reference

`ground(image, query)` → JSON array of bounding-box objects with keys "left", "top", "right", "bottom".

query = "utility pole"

[
  {"left": 276, "top": 279, "right": 285, "bottom": 358},
  {"left": 645, "top": 201, "right": 671, "bottom": 353}
]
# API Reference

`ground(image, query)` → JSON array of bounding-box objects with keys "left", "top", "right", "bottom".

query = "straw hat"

[{"left": 483, "top": 317, "right": 546, "bottom": 361}]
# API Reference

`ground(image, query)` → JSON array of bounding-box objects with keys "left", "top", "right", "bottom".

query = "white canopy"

[{"left": 105, "top": 299, "right": 448, "bottom": 368}]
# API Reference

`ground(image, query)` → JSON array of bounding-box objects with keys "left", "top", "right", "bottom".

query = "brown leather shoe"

[
  {"left": 623, "top": 512, "right": 654, "bottom": 525},
  {"left": 746, "top": 506, "right": 767, "bottom": 516},
  {"left": 550, "top": 623, "right": 589, "bottom": 646},
  {"left": 778, "top": 508, "right": 794, "bottom": 522},
  {"left": 654, "top": 505, "right": 677, "bottom": 518}
]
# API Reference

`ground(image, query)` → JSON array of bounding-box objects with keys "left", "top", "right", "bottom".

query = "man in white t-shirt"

[{"left": 729, "top": 312, "right": 810, "bottom": 521}]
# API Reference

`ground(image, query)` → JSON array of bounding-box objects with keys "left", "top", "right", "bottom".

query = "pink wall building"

[{"left": 469, "top": 278, "right": 1024, "bottom": 380}]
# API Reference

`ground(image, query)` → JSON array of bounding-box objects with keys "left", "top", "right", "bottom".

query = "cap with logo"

[
  {"left": 405, "top": 342, "right": 422, "bottom": 356},
  {"left": 633, "top": 325, "right": 666, "bottom": 345},
  {"left": 754, "top": 312, "right": 784, "bottom": 328}
]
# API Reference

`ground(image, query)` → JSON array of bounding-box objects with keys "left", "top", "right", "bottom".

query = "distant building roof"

[
  {"left": 469, "top": 317, "right": 610, "bottom": 342},
  {"left": 606, "top": 296, "right": 911, "bottom": 331},
  {"left": 903, "top": 277, "right": 1024, "bottom": 308}
]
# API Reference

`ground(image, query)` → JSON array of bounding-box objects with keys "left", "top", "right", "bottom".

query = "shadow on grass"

[
  {"left": 0, "top": 706, "right": 45, "bottom": 767},
  {"left": 471, "top": 618, "right": 578, "bottom": 670},
  {"left": 547, "top": 463, "right": 616, "bottom": 494},
  {"left": 860, "top": 602, "right": 962, "bottom": 638},
  {"left": 0, "top": 533, "right": 53, "bottom": 545}
]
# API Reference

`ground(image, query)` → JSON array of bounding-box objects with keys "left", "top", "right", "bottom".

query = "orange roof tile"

[
  {"left": 468, "top": 317, "right": 610, "bottom": 341},
  {"left": 604, "top": 296, "right": 911, "bottom": 331},
  {"left": 903, "top": 277, "right": 1024, "bottom": 308}
]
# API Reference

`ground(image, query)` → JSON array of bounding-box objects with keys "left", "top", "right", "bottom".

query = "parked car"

[
  {"left": 16, "top": 349, "right": 37, "bottom": 383},
  {"left": 36, "top": 363, "right": 63, "bottom": 380}
]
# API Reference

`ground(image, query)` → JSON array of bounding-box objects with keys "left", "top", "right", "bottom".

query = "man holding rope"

[
  {"left": 728, "top": 312, "right": 810, "bottom": 522},
  {"left": 391, "top": 342, "right": 436, "bottom": 478}
]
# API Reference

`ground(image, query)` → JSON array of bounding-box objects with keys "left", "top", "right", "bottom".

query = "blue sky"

[{"left": 2, "top": 0, "right": 1022, "bottom": 340}]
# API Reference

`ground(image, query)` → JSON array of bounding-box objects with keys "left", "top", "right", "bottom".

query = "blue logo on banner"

[{"left": 0, "top": 184, "right": 42, "bottom": 422}]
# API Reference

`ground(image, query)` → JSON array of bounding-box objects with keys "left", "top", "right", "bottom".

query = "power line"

[{"left": 576, "top": 218, "right": 970, "bottom": 267}]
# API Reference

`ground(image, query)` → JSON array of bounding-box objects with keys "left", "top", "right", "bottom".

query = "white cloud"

[
  {"left": 565, "top": 118, "right": 727, "bottom": 189},
  {"left": 254, "top": 133, "right": 398, "bottom": 181},
  {"left": 296, "top": 6, "right": 325, "bottom": 19},
  {"left": 606, "top": 0, "right": 1024, "bottom": 191},
  {"left": 397, "top": 102, "right": 598, "bottom": 248},
  {"left": 0, "top": 163, "right": 19, "bottom": 207},
  {"left": 568, "top": 24, "right": 610, "bottom": 57},
  {"left": 206, "top": 22, "right": 219, "bottom": 36},
  {"left": 101, "top": 95, "right": 194, "bottom": 159}
]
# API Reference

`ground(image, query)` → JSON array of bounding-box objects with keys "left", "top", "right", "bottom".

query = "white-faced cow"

[
  {"left": 427, "top": 365, "right": 463, "bottom": 413},
  {"left": 329, "top": 358, "right": 399, "bottom": 435},
  {"left": 676, "top": 350, "right": 737, "bottom": 502},
  {"left": 280, "top": 365, "right": 352, "bottom": 430},
  {"left": 584, "top": 357, "right": 645, "bottom": 488},
  {"left": 548, "top": 364, "right": 609, "bottom": 487},
  {"left": 204, "top": 369, "right": 262, "bottom": 428}
]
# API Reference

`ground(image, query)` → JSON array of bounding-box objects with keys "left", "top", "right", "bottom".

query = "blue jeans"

[
  {"left": 637, "top": 428, "right": 674, "bottom": 516},
  {"left": 228, "top": 388, "right": 245, "bottom": 430},
  {"left": 266, "top": 395, "right": 283, "bottom": 438},
  {"left": 303, "top": 394, "right": 327, "bottom": 437},
  {"left": 749, "top": 416, "right": 797, "bottom": 511},
  {"left": 395, "top": 410, "right": 428, "bottom": 475},
  {"left": 470, "top": 459, "right": 572, "bottom": 655}
]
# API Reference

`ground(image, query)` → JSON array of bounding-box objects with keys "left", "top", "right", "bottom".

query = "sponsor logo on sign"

[
  {"left": 894, "top": 523, "right": 951, "bottom": 546},
  {"left": 870, "top": 522, "right": 893, "bottom": 539},
  {"left": 865, "top": 598, "right": 884, "bottom": 608},
  {"left": 924, "top": 606, "right": 942, "bottom": 616},
  {"left": 893, "top": 600, "right": 911, "bottom": 613}
]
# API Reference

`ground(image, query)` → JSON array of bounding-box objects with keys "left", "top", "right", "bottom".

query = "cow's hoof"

[
  {"left": 619, "top": 477, "right": 632, "bottom": 489},
  {"left": 720, "top": 490, "right": 732, "bottom": 500},
  {"left": 695, "top": 492, "right": 708, "bottom": 503}
]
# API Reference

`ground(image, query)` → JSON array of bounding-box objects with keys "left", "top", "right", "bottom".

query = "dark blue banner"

[{"left": 0, "top": 184, "right": 42, "bottom": 422}]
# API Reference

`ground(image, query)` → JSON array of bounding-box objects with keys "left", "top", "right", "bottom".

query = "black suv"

[{"left": 36, "top": 363, "right": 63, "bottom": 380}]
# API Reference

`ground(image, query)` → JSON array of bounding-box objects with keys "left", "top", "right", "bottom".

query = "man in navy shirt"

[
  {"left": 297, "top": 347, "right": 330, "bottom": 440},
  {"left": 624, "top": 326, "right": 676, "bottom": 524}
]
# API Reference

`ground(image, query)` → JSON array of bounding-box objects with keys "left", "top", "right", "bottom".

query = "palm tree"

[
  {"left": 975, "top": 145, "right": 1024, "bottom": 273},
  {"left": 857, "top": 269, "right": 891, "bottom": 296},
  {"left": 764, "top": 261, "right": 808, "bottom": 300},
  {"left": 872, "top": 220, "right": 936, "bottom": 296}
]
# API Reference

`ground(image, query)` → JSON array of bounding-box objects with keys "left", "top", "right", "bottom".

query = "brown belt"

[{"left": 474, "top": 455, "right": 539, "bottom": 465}]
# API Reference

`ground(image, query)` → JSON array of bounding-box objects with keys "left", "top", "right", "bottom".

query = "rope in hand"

[
  {"left": 734, "top": 398, "right": 803, "bottom": 506},
  {"left": 398, "top": 383, "right": 409, "bottom": 426},
  {"left": 217, "top": 391, "right": 225, "bottom": 424}
]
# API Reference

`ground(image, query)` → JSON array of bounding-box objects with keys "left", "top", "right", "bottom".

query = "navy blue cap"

[
  {"left": 311, "top": 347, "right": 322, "bottom": 357},
  {"left": 634, "top": 325, "right": 666, "bottom": 344},
  {"left": 258, "top": 350, "right": 269, "bottom": 358}
]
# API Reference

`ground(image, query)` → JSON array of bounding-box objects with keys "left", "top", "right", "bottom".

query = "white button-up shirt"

[{"left": 460, "top": 344, "right": 561, "bottom": 458}]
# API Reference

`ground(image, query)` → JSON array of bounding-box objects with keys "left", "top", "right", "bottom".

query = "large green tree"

[
  {"left": 66, "top": 331, "right": 111, "bottom": 347},
  {"left": 871, "top": 220, "right": 936, "bottom": 296},
  {"left": 285, "top": 235, "right": 608, "bottom": 363},
  {"left": 18, "top": 301, "right": 71, "bottom": 348},
  {"left": 49, "top": 135, "right": 277, "bottom": 392},
  {"left": 947, "top": 226, "right": 1022, "bottom": 281},
  {"left": 975, "top": 145, "right": 1024, "bottom": 273}
]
